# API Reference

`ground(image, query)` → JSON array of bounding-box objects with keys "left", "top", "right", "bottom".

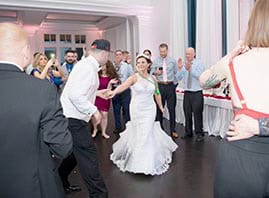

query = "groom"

[{"left": 60, "top": 39, "right": 111, "bottom": 198}]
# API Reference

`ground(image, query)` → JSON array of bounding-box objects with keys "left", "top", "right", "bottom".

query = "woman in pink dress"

[{"left": 92, "top": 60, "right": 118, "bottom": 139}]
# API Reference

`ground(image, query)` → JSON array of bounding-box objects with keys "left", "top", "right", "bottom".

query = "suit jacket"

[{"left": 0, "top": 63, "right": 73, "bottom": 198}]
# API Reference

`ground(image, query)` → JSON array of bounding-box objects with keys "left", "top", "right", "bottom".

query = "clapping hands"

[{"left": 177, "top": 58, "right": 192, "bottom": 71}]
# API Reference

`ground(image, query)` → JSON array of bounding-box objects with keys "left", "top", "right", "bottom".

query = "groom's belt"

[{"left": 158, "top": 81, "right": 173, "bottom": 85}]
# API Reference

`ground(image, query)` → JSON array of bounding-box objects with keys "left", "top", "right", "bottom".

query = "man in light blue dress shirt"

[
  {"left": 112, "top": 50, "right": 133, "bottom": 133},
  {"left": 177, "top": 47, "right": 205, "bottom": 142},
  {"left": 151, "top": 43, "right": 179, "bottom": 138}
]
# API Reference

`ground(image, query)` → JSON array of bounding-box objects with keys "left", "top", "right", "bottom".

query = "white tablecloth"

[{"left": 174, "top": 93, "right": 233, "bottom": 138}]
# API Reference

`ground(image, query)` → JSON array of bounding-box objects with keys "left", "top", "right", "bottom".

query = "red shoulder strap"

[
  {"left": 228, "top": 56, "right": 247, "bottom": 109},
  {"left": 229, "top": 54, "right": 269, "bottom": 119}
]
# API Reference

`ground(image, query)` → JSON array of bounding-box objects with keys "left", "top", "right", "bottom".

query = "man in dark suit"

[{"left": 0, "top": 23, "right": 73, "bottom": 198}]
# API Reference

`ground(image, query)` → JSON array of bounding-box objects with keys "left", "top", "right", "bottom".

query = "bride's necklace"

[{"left": 138, "top": 72, "right": 160, "bottom": 95}]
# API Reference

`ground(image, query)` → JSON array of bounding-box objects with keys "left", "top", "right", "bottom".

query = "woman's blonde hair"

[
  {"left": 245, "top": 0, "right": 269, "bottom": 47},
  {"left": 32, "top": 53, "right": 47, "bottom": 68}
]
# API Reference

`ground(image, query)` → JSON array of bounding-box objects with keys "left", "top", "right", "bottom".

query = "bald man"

[
  {"left": 177, "top": 48, "right": 205, "bottom": 142},
  {"left": 0, "top": 23, "right": 72, "bottom": 198}
]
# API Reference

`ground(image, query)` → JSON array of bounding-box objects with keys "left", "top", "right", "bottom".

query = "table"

[{"left": 165, "top": 92, "right": 233, "bottom": 138}]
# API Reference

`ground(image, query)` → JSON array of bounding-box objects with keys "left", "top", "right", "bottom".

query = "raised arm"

[
  {"left": 199, "top": 55, "right": 229, "bottom": 89},
  {"left": 52, "top": 59, "right": 66, "bottom": 78},
  {"left": 33, "top": 59, "right": 54, "bottom": 80},
  {"left": 199, "top": 40, "right": 249, "bottom": 89},
  {"left": 110, "top": 74, "right": 137, "bottom": 98}
]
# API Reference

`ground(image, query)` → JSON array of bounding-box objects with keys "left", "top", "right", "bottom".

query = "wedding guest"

[
  {"left": 92, "top": 60, "right": 119, "bottom": 139},
  {"left": 73, "top": 50, "right": 78, "bottom": 64},
  {"left": 151, "top": 43, "right": 179, "bottom": 138},
  {"left": 0, "top": 22, "right": 72, "bottom": 198},
  {"left": 143, "top": 49, "right": 152, "bottom": 72},
  {"left": 122, "top": 50, "right": 132, "bottom": 65},
  {"left": 177, "top": 48, "right": 205, "bottom": 142},
  {"left": 62, "top": 49, "right": 75, "bottom": 78},
  {"left": 143, "top": 49, "right": 152, "bottom": 59},
  {"left": 25, "top": 52, "right": 40, "bottom": 75},
  {"left": 200, "top": 0, "right": 269, "bottom": 196},
  {"left": 31, "top": 53, "right": 65, "bottom": 89},
  {"left": 112, "top": 50, "right": 133, "bottom": 133}
]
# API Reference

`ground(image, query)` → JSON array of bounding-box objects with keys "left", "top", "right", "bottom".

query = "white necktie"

[{"left": 163, "top": 58, "right": 167, "bottom": 82}]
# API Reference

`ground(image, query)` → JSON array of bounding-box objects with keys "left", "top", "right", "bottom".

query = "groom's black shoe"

[{"left": 64, "top": 185, "right": 82, "bottom": 193}]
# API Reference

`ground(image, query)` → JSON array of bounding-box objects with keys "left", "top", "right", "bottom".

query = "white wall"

[
  {"left": 135, "top": 0, "right": 188, "bottom": 61},
  {"left": 137, "top": 0, "right": 171, "bottom": 60},
  {"left": 103, "top": 22, "right": 127, "bottom": 52}
]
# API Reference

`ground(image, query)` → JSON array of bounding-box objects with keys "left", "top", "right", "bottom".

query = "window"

[
  {"left": 44, "top": 47, "right": 57, "bottom": 59},
  {"left": 44, "top": 34, "right": 56, "bottom": 43},
  {"left": 60, "top": 34, "right": 72, "bottom": 43},
  {"left": 75, "top": 35, "right": 86, "bottom": 44}
]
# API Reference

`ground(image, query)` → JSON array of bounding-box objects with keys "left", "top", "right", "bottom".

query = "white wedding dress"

[{"left": 110, "top": 74, "right": 178, "bottom": 175}]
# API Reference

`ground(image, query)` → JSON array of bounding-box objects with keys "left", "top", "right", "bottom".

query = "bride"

[{"left": 109, "top": 54, "right": 178, "bottom": 175}]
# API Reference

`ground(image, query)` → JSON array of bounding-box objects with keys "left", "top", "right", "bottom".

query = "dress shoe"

[
  {"left": 181, "top": 134, "right": 193, "bottom": 139},
  {"left": 171, "top": 132, "right": 179, "bottom": 139},
  {"left": 113, "top": 128, "right": 125, "bottom": 134},
  {"left": 113, "top": 128, "right": 122, "bottom": 134},
  {"left": 196, "top": 135, "right": 204, "bottom": 142},
  {"left": 64, "top": 185, "right": 82, "bottom": 193}
]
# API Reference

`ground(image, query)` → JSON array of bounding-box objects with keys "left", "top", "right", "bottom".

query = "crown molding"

[
  {"left": 0, "top": 0, "right": 153, "bottom": 17},
  {"left": 40, "top": 21, "right": 99, "bottom": 31}
]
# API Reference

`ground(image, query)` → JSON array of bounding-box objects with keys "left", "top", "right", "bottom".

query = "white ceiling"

[
  {"left": 0, "top": 9, "right": 126, "bottom": 30},
  {"left": 0, "top": 0, "right": 155, "bottom": 31}
]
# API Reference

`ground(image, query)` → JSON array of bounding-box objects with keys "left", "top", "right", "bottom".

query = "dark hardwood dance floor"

[{"left": 66, "top": 114, "right": 221, "bottom": 198}]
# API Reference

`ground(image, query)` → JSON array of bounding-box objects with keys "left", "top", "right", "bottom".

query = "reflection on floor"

[{"left": 66, "top": 117, "right": 221, "bottom": 198}]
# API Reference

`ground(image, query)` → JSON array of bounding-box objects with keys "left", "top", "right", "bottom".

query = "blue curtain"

[
  {"left": 222, "top": 0, "right": 227, "bottom": 56},
  {"left": 187, "top": 0, "right": 196, "bottom": 48}
]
